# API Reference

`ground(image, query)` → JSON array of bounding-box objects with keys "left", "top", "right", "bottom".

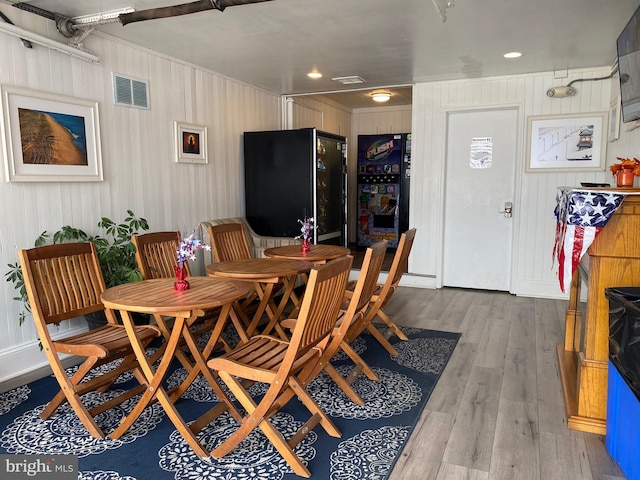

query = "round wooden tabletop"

[
  {"left": 101, "top": 276, "right": 251, "bottom": 314},
  {"left": 264, "top": 244, "right": 350, "bottom": 263},
  {"left": 206, "top": 257, "right": 313, "bottom": 280}
]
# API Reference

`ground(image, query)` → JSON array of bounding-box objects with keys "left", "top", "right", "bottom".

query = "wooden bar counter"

[{"left": 558, "top": 191, "right": 640, "bottom": 434}]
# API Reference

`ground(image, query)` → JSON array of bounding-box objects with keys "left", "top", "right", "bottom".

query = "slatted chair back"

[
  {"left": 19, "top": 242, "right": 159, "bottom": 438},
  {"left": 308, "top": 241, "right": 387, "bottom": 404},
  {"left": 287, "top": 255, "right": 353, "bottom": 357},
  {"left": 206, "top": 255, "right": 352, "bottom": 477},
  {"left": 357, "top": 228, "right": 416, "bottom": 355},
  {"left": 379, "top": 228, "right": 416, "bottom": 308},
  {"left": 132, "top": 231, "right": 186, "bottom": 280},
  {"left": 132, "top": 231, "right": 188, "bottom": 317},
  {"left": 22, "top": 242, "right": 114, "bottom": 326},
  {"left": 350, "top": 240, "right": 388, "bottom": 317},
  {"left": 207, "top": 222, "right": 252, "bottom": 262}
]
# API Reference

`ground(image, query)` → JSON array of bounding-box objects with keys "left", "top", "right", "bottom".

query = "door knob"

[{"left": 499, "top": 202, "right": 513, "bottom": 218}]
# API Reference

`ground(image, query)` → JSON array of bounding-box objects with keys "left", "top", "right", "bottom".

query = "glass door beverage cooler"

[{"left": 244, "top": 128, "right": 347, "bottom": 245}]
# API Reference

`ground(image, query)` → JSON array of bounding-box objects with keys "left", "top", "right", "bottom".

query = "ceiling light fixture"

[
  {"left": 307, "top": 71, "right": 322, "bottom": 79},
  {"left": 371, "top": 91, "right": 391, "bottom": 103},
  {"left": 504, "top": 51, "right": 522, "bottom": 59}
]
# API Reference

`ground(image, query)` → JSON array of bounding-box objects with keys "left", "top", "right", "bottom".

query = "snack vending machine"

[{"left": 356, "top": 133, "right": 411, "bottom": 248}]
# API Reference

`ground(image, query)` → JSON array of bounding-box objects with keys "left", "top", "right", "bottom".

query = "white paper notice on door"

[{"left": 470, "top": 137, "right": 492, "bottom": 168}]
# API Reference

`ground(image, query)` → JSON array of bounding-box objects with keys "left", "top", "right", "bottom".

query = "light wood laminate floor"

[{"left": 385, "top": 287, "right": 625, "bottom": 480}]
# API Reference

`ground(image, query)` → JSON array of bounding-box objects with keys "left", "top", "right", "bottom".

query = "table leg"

[
  {"left": 259, "top": 276, "right": 297, "bottom": 339},
  {"left": 111, "top": 309, "right": 239, "bottom": 456},
  {"left": 244, "top": 281, "right": 276, "bottom": 337},
  {"left": 151, "top": 313, "right": 198, "bottom": 371},
  {"left": 110, "top": 310, "right": 187, "bottom": 440},
  {"left": 176, "top": 304, "right": 244, "bottom": 425},
  {"left": 171, "top": 304, "right": 239, "bottom": 401}
]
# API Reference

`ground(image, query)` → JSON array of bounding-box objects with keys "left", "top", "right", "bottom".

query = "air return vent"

[{"left": 112, "top": 73, "right": 149, "bottom": 109}]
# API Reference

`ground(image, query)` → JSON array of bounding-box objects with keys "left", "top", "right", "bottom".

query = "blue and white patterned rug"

[{"left": 0, "top": 326, "right": 459, "bottom": 480}]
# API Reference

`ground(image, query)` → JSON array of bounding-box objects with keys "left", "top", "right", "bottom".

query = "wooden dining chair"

[
  {"left": 281, "top": 240, "right": 388, "bottom": 405},
  {"left": 345, "top": 228, "right": 416, "bottom": 356},
  {"left": 322, "top": 240, "right": 388, "bottom": 404},
  {"left": 206, "top": 255, "right": 352, "bottom": 478},
  {"left": 207, "top": 222, "right": 281, "bottom": 328},
  {"left": 207, "top": 222, "right": 252, "bottom": 262},
  {"left": 18, "top": 242, "right": 160, "bottom": 438}
]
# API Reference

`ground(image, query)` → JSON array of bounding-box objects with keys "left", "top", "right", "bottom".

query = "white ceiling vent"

[
  {"left": 332, "top": 76, "right": 366, "bottom": 85},
  {"left": 112, "top": 73, "right": 149, "bottom": 109}
]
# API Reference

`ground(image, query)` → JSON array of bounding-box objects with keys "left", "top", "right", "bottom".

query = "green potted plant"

[{"left": 5, "top": 210, "right": 150, "bottom": 329}]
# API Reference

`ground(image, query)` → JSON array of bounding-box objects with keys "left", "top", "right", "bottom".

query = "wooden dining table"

[
  {"left": 264, "top": 243, "right": 351, "bottom": 265},
  {"left": 206, "top": 257, "right": 313, "bottom": 338},
  {"left": 101, "top": 276, "right": 251, "bottom": 456}
]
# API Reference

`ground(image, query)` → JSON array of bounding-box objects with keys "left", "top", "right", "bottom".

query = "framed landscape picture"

[
  {"left": 1, "top": 85, "right": 103, "bottom": 182},
  {"left": 525, "top": 112, "right": 607, "bottom": 173},
  {"left": 174, "top": 121, "right": 208, "bottom": 164}
]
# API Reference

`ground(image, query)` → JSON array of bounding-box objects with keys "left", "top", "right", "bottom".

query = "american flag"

[{"left": 554, "top": 188, "right": 625, "bottom": 292}]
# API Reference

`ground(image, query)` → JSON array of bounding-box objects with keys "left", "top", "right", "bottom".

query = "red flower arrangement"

[{"left": 610, "top": 157, "right": 640, "bottom": 177}]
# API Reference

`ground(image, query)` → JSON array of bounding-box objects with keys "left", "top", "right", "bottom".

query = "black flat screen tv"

[{"left": 617, "top": 5, "right": 640, "bottom": 123}]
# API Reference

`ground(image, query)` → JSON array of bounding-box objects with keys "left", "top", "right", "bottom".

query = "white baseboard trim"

[
  {"left": 349, "top": 269, "right": 437, "bottom": 289},
  {"left": 512, "top": 279, "right": 569, "bottom": 300},
  {"left": 0, "top": 325, "right": 87, "bottom": 387}
]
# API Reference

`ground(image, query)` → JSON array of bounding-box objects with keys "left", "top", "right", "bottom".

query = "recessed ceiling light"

[
  {"left": 307, "top": 71, "right": 322, "bottom": 79},
  {"left": 504, "top": 51, "right": 522, "bottom": 59},
  {"left": 371, "top": 91, "right": 391, "bottom": 103}
]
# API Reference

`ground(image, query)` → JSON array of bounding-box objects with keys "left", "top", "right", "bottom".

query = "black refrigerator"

[
  {"left": 244, "top": 128, "right": 347, "bottom": 245},
  {"left": 356, "top": 133, "right": 411, "bottom": 248}
]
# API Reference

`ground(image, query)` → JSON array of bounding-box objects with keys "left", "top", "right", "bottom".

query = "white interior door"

[{"left": 442, "top": 108, "right": 518, "bottom": 291}]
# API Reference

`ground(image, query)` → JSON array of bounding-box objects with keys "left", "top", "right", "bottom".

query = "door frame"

[{"left": 435, "top": 103, "right": 524, "bottom": 291}]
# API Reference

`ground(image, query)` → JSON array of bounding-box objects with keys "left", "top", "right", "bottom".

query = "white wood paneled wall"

[
  {"left": 410, "top": 68, "right": 618, "bottom": 298},
  {"left": 288, "top": 95, "right": 352, "bottom": 137},
  {"left": 0, "top": 7, "right": 281, "bottom": 382}
]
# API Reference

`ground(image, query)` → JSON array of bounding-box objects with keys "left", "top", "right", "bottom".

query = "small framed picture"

[
  {"left": 174, "top": 121, "right": 207, "bottom": 164},
  {"left": 609, "top": 95, "right": 621, "bottom": 142}
]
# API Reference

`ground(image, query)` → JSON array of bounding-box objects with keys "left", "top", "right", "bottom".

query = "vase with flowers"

[
  {"left": 175, "top": 229, "right": 210, "bottom": 290},
  {"left": 296, "top": 216, "right": 315, "bottom": 254},
  {"left": 610, "top": 157, "right": 640, "bottom": 187}
]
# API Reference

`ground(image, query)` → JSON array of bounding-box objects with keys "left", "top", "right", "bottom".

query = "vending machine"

[
  {"left": 356, "top": 133, "right": 411, "bottom": 248},
  {"left": 244, "top": 128, "right": 347, "bottom": 245}
]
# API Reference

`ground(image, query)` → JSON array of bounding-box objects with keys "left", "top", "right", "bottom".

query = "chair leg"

[
  {"left": 323, "top": 363, "right": 365, "bottom": 405},
  {"left": 45, "top": 358, "right": 106, "bottom": 438},
  {"left": 213, "top": 372, "right": 314, "bottom": 478},
  {"left": 41, "top": 357, "right": 98, "bottom": 419},
  {"left": 288, "top": 376, "right": 341, "bottom": 438},
  {"left": 211, "top": 371, "right": 274, "bottom": 458},
  {"left": 366, "top": 323, "right": 399, "bottom": 356},
  {"left": 376, "top": 309, "right": 409, "bottom": 341},
  {"left": 340, "top": 340, "right": 379, "bottom": 381}
]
